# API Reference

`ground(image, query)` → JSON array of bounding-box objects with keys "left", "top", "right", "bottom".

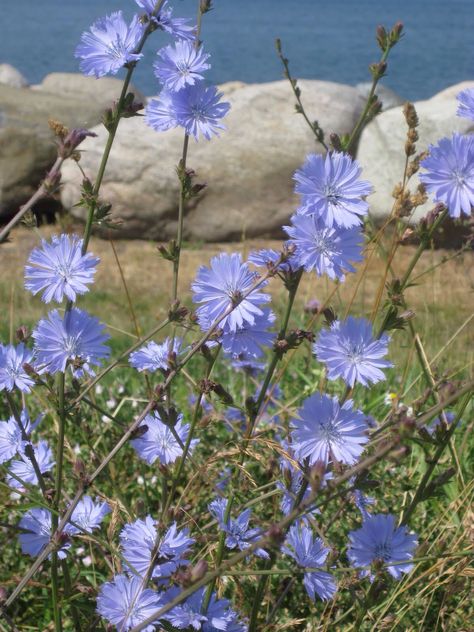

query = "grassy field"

[
  {"left": 0, "top": 224, "right": 473, "bottom": 631},
  {"left": 1, "top": 225, "right": 473, "bottom": 369}
]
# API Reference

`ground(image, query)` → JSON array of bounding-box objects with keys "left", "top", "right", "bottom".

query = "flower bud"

[{"left": 376, "top": 25, "right": 388, "bottom": 51}]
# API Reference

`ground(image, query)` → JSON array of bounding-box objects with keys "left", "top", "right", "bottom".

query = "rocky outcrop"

[
  {"left": 357, "top": 80, "right": 474, "bottom": 225},
  {"left": 0, "top": 74, "right": 143, "bottom": 218},
  {"left": 31, "top": 72, "right": 146, "bottom": 106},
  {"left": 0, "top": 64, "right": 28, "bottom": 88},
  {"left": 61, "top": 80, "right": 366, "bottom": 241}
]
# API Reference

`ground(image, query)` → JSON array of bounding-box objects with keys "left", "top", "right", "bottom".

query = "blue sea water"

[{"left": 0, "top": 0, "right": 472, "bottom": 101}]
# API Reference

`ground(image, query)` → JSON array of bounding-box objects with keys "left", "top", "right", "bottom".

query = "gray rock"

[
  {"left": 0, "top": 76, "right": 142, "bottom": 219},
  {"left": 61, "top": 80, "right": 366, "bottom": 241},
  {"left": 356, "top": 82, "right": 405, "bottom": 111},
  {"left": 33, "top": 72, "right": 146, "bottom": 106},
  {"left": 0, "top": 63, "right": 28, "bottom": 88},
  {"left": 358, "top": 81, "right": 474, "bottom": 225}
]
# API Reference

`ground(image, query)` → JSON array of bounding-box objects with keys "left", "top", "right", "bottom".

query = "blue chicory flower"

[
  {"left": 419, "top": 133, "right": 474, "bottom": 219},
  {"left": 347, "top": 513, "right": 418, "bottom": 580},
  {"left": 192, "top": 252, "right": 271, "bottom": 333},
  {"left": 120, "top": 516, "right": 194, "bottom": 581},
  {"left": 97, "top": 574, "right": 164, "bottom": 631},
  {"left": 0, "top": 408, "right": 42, "bottom": 464},
  {"left": 163, "top": 586, "right": 247, "bottom": 631},
  {"left": 75, "top": 11, "right": 145, "bottom": 78},
  {"left": 283, "top": 524, "right": 337, "bottom": 601},
  {"left": 284, "top": 214, "right": 363, "bottom": 281},
  {"left": 129, "top": 337, "right": 182, "bottom": 372},
  {"left": 209, "top": 497, "right": 269, "bottom": 559},
  {"left": 154, "top": 40, "right": 210, "bottom": 91},
  {"left": 456, "top": 87, "right": 474, "bottom": 121},
  {"left": 18, "top": 508, "right": 70, "bottom": 559},
  {"left": 131, "top": 411, "right": 198, "bottom": 466},
  {"left": 0, "top": 343, "right": 35, "bottom": 393},
  {"left": 294, "top": 152, "right": 372, "bottom": 228},
  {"left": 7, "top": 440, "right": 54, "bottom": 489},
  {"left": 66, "top": 496, "right": 111, "bottom": 535},
  {"left": 135, "top": 0, "right": 196, "bottom": 40},
  {"left": 291, "top": 393, "right": 368, "bottom": 466},
  {"left": 33, "top": 308, "right": 110, "bottom": 377},
  {"left": 313, "top": 317, "right": 392, "bottom": 388},
  {"left": 24, "top": 234, "right": 99, "bottom": 303},
  {"left": 221, "top": 308, "right": 276, "bottom": 358},
  {"left": 146, "top": 84, "right": 230, "bottom": 140}
]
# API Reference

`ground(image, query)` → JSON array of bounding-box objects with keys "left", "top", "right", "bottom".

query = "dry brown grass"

[{"left": 1, "top": 225, "right": 473, "bottom": 371}]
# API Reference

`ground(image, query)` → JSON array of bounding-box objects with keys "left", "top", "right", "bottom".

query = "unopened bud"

[
  {"left": 73, "top": 458, "right": 86, "bottom": 479},
  {"left": 16, "top": 325, "right": 29, "bottom": 342},
  {"left": 376, "top": 25, "right": 388, "bottom": 51},
  {"left": 309, "top": 461, "right": 326, "bottom": 492},
  {"left": 266, "top": 524, "right": 284, "bottom": 546},
  {"left": 0, "top": 586, "right": 7, "bottom": 603},
  {"left": 59, "top": 128, "right": 97, "bottom": 158},
  {"left": 304, "top": 298, "right": 321, "bottom": 314},
  {"left": 200, "top": 0, "right": 213, "bottom": 13},
  {"left": 190, "top": 560, "right": 208, "bottom": 582},
  {"left": 390, "top": 21, "right": 404, "bottom": 44},
  {"left": 329, "top": 132, "right": 343, "bottom": 152}
]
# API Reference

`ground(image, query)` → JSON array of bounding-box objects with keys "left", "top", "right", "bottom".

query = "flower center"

[
  {"left": 175, "top": 61, "right": 191, "bottom": 75},
  {"left": 107, "top": 37, "right": 127, "bottom": 61},
  {"left": 324, "top": 183, "right": 342, "bottom": 204},
  {"left": 373, "top": 541, "right": 393, "bottom": 561},
  {"left": 319, "top": 418, "right": 340, "bottom": 442},
  {"left": 313, "top": 232, "right": 334, "bottom": 256},
  {"left": 452, "top": 169, "right": 466, "bottom": 187},
  {"left": 54, "top": 262, "right": 72, "bottom": 281},
  {"left": 63, "top": 335, "right": 80, "bottom": 357}
]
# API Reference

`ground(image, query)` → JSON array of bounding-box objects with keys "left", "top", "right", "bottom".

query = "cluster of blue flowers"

[{"left": 2, "top": 1, "right": 472, "bottom": 629}]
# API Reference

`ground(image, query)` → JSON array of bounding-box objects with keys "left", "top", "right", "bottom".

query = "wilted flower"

[{"left": 25, "top": 234, "right": 99, "bottom": 303}]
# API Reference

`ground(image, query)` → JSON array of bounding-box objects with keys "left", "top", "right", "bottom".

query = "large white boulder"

[
  {"left": 61, "top": 80, "right": 366, "bottom": 241},
  {"left": 358, "top": 81, "right": 474, "bottom": 224},
  {"left": 0, "top": 64, "right": 28, "bottom": 88}
]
